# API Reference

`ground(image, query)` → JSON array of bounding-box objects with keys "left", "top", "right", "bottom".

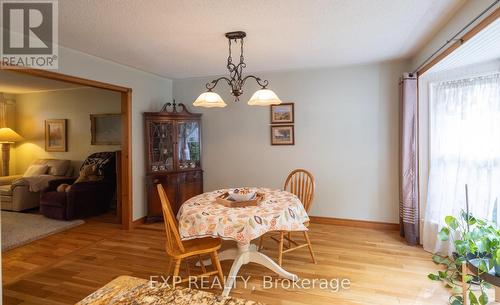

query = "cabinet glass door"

[
  {"left": 177, "top": 121, "right": 201, "bottom": 170},
  {"left": 149, "top": 121, "right": 174, "bottom": 172}
]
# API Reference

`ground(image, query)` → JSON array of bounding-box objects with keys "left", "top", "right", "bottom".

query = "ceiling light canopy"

[{"left": 194, "top": 31, "right": 282, "bottom": 108}]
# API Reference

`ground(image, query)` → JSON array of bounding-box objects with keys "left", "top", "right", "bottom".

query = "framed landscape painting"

[
  {"left": 271, "top": 125, "right": 294, "bottom": 145},
  {"left": 90, "top": 113, "right": 122, "bottom": 145},
  {"left": 270, "top": 103, "right": 294, "bottom": 124},
  {"left": 45, "top": 119, "right": 67, "bottom": 152}
]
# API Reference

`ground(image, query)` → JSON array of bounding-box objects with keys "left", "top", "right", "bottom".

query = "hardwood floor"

[{"left": 2, "top": 220, "right": 479, "bottom": 305}]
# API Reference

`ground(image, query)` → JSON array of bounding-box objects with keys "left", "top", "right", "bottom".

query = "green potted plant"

[{"left": 428, "top": 208, "right": 500, "bottom": 305}]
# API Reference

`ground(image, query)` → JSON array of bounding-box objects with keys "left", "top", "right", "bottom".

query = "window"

[{"left": 423, "top": 73, "right": 500, "bottom": 254}]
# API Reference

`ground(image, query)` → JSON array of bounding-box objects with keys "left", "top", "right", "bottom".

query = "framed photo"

[
  {"left": 271, "top": 125, "right": 295, "bottom": 145},
  {"left": 270, "top": 103, "right": 294, "bottom": 124},
  {"left": 90, "top": 113, "right": 122, "bottom": 145},
  {"left": 45, "top": 119, "right": 67, "bottom": 152}
]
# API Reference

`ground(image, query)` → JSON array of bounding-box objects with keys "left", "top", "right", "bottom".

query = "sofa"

[
  {"left": 0, "top": 159, "right": 73, "bottom": 211},
  {"left": 40, "top": 152, "right": 117, "bottom": 220}
]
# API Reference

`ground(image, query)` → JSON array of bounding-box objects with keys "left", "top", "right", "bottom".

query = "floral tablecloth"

[{"left": 177, "top": 188, "right": 309, "bottom": 244}]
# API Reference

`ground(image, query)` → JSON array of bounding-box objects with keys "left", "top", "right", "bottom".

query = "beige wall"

[
  {"left": 13, "top": 87, "right": 121, "bottom": 174},
  {"left": 2, "top": 93, "right": 17, "bottom": 173},
  {"left": 174, "top": 60, "right": 408, "bottom": 223}
]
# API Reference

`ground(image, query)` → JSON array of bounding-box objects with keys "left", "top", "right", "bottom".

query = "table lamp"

[{"left": 0, "top": 127, "right": 23, "bottom": 176}]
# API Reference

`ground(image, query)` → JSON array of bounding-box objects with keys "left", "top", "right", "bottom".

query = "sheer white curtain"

[{"left": 423, "top": 73, "right": 500, "bottom": 255}]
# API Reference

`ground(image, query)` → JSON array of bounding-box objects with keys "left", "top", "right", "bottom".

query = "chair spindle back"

[
  {"left": 157, "top": 184, "right": 185, "bottom": 254},
  {"left": 284, "top": 169, "right": 315, "bottom": 212}
]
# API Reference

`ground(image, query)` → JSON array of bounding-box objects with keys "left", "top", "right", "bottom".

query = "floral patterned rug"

[{"left": 76, "top": 275, "right": 265, "bottom": 305}]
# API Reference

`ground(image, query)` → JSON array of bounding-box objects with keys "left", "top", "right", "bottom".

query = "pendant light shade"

[
  {"left": 193, "top": 91, "right": 227, "bottom": 108},
  {"left": 247, "top": 89, "right": 282, "bottom": 106}
]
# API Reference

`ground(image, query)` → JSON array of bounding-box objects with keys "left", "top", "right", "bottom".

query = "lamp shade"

[
  {"left": 247, "top": 89, "right": 282, "bottom": 106},
  {"left": 0, "top": 127, "right": 23, "bottom": 143},
  {"left": 193, "top": 92, "right": 227, "bottom": 108}
]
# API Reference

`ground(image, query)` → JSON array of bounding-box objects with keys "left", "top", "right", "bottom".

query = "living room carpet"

[
  {"left": 1, "top": 211, "right": 84, "bottom": 251},
  {"left": 77, "top": 275, "right": 265, "bottom": 305}
]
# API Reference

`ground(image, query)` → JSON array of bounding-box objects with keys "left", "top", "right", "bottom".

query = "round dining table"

[{"left": 177, "top": 187, "right": 310, "bottom": 297}]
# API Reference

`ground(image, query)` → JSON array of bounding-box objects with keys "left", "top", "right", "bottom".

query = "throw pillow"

[
  {"left": 23, "top": 164, "right": 49, "bottom": 177},
  {"left": 58, "top": 165, "right": 101, "bottom": 192},
  {"left": 74, "top": 164, "right": 99, "bottom": 184}
]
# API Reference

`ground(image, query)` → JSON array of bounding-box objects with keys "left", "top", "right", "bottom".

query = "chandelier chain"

[
  {"left": 227, "top": 39, "right": 232, "bottom": 65},
  {"left": 240, "top": 38, "right": 244, "bottom": 64},
  {"left": 204, "top": 31, "right": 272, "bottom": 102}
]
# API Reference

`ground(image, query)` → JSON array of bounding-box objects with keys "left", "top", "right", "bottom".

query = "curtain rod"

[{"left": 411, "top": 0, "right": 499, "bottom": 76}]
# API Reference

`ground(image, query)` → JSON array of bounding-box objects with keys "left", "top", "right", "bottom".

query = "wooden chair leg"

[
  {"left": 210, "top": 252, "right": 225, "bottom": 286},
  {"left": 173, "top": 259, "right": 182, "bottom": 279},
  {"left": 258, "top": 235, "right": 265, "bottom": 251},
  {"left": 185, "top": 259, "right": 191, "bottom": 277},
  {"left": 278, "top": 232, "right": 284, "bottom": 266},
  {"left": 198, "top": 255, "right": 207, "bottom": 273},
  {"left": 166, "top": 257, "right": 174, "bottom": 275},
  {"left": 303, "top": 231, "right": 316, "bottom": 264}
]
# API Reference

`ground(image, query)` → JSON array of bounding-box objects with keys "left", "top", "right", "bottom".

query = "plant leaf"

[
  {"left": 432, "top": 254, "right": 443, "bottom": 264},
  {"left": 482, "top": 282, "right": 492, "bottom": 289},
  {"left": 479, "top": 291, "right": 488, "bottom": 305},
  {"left": 452, "top": 285, "right": 462, "bottom": 294},
  {"left": 427, "top": 273, "right": 441, "bottom": 281},
  {"left": 445, "top": 216, "right": 459, "bottom": 230},
  {"left": 450, "top": 295, "right": 463, "bottom": 305},
  {"left": 464, "top": 274, "right": 474, "bottom": 283},
  {"left": 478, "top": 260, "right": 489, "bottom": 273},
  {"left": 438, "top": 227, "right": 450, "bottom": 241},
  {"left": 438, "top": 270, "right": 447, "bottom": 279},
  {"left": 469, "top": 291, "right": 479, "bottom": 305}
]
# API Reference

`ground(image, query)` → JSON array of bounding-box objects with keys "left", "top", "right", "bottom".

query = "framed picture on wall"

[
  {"left": 271, "top": 125, "right": 294, "bottom": 145},
  {"left": 45, "top": 119, "right": 67, "bottom": 152},
  {"left": 90, "top": 113, "right": 122, "bottom": 145},
  {"left": 270, "top": 103, "right": 294, "bottom": 124}
]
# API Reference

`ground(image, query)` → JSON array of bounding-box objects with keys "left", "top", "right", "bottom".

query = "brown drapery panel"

[{"left": 399, "top": 73, "right": 419, "bottom": 245}]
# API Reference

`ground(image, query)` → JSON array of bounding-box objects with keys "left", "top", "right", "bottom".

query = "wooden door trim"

[
  {"left": 4, "top": 67, "right": 133, "bottom": 230},
  {"left": 417, "top": 7, "right": 500, "bottom": 76},
  {"left": 5, "top": 67, "right": 131, "bottom": 92}
]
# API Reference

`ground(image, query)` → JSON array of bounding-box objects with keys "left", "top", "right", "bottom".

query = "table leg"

[
  {"left": 247, "top": 245, "right": 298, "bottom": 280},
  {"left": 196, "top": 247, "right": 238, "bottom": 266},
  {"left": 221, "top": 243, "right": 299, "bottom": 298}
]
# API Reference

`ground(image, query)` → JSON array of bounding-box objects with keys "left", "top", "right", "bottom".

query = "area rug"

[
  {"left": 77, "top": 275, "right": 266, "bottom": 305},
  {"left": 1, "top": 211, "right": 84, "bottom": 251}
]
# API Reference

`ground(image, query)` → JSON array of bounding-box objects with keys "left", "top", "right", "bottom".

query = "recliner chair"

[{"left": 40, "top": 152, "right": 117, "bottom": 220}]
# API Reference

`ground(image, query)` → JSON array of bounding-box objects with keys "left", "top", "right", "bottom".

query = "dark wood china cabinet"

[{"left": 144, "top": 101, "right": 202, "bottom": 222}]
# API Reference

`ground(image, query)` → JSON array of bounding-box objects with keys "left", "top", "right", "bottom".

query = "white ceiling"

[
  {"left": 0, "top": 70, "right": 85, "bottom": 94},
  {"left": 58, "top": 0, "right": 465, "bottom": 79},
  {"left": 428, "top": 18, "right": 500, "bottom": 73}
]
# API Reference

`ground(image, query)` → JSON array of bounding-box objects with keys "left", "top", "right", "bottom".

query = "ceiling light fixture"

[{"left": 193, "top": 31, "right": 282, "bottom": 108}]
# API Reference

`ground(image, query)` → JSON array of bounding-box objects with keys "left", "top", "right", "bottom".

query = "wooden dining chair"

[
  {"left": 157, "top": 184, "right": 224, "bottom": 285},
  {"left": 258, "top": 169, "right": 317, "bottom": 266}
]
